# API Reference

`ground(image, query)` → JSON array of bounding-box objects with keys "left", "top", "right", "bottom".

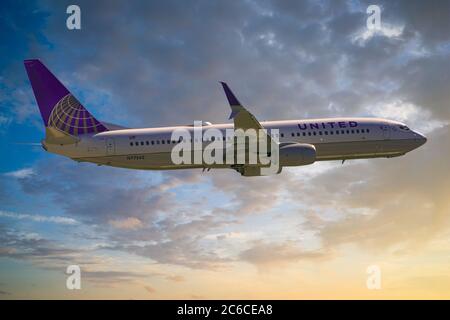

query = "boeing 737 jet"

[{"left": 24, "top": 59, "right": 426, "bottom": 176}]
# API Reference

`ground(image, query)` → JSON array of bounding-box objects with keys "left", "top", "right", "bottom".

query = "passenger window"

[
  {"left": 281, "top": 133, "right": 284, "bottom": 138},
  {"left": 346, "top": 130, "right": 350, "bottom": 134},
  {"left": 324, "top": 131, "right": 328, "bottom": 135},
  {"left": 351, "top": 130, "right": 355, "bottom": 134},
  {"left": 356, "top": 129, "right": 360, "bottom": 134},
  {"left": 313, "top": 132, "right": 316, "bottom": 136},
  {"left": 336, "top": 131, "right": 339, "bottom": 135},
  {"left": 151, "top": 141, "right": 154, "bottom": 145},
  {"left": 130, "top": 142, "right": 133, "bottom": 146},
  {"left": 341, "top": 130, "right": 345, "bottom": 134},
  {"left": 330, "top": 131, "right": 333, "bottom": 135},
  {"left": 367, "top": 129, "right": 370, "bottom": 133},
  {"left": 157, "top": 140, "right": 160, "bottom": 144},
  {"left": 319, "top": 131, "right": 322, "bottom": 135},
  {"left": 308, "top": 132, "right": 311, "bottom": 136},
  {"left": 146, "top": 141, "right": 149, "bottom": 145},
  {"left": 303, "top": 132, "right": 306, "bottom": 136},
  {"left": 140, "top": 141, "right": 144, "bottom": 146}
]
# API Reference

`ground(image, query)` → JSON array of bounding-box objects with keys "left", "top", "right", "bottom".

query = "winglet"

[
  {"left": 220, "top": 82, "right": 241, "bottom": 106},
  {"left": 220, "top": 82, "right": 242, "bottom": 119}
]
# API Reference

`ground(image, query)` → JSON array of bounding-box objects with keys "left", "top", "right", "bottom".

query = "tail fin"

[{"left": 24, "top": 59, "right": 108, "bottom": 136}]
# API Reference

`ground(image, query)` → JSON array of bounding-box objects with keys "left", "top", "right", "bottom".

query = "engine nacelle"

[{"left": 279, "top": 143, "right": 316, "bottom": 166}]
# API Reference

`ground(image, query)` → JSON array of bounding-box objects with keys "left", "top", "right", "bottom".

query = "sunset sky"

[{"left": 1, "top": 0, "right": 450, "bottom": 299}]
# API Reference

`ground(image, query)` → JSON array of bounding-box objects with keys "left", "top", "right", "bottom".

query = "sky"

[{"left": 0, "top": 0, "right": 450, "bottom": 299}]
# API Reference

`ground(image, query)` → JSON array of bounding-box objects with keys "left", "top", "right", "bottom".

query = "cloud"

[
  {"left": 10, "top": 158, "right": 240, "bottom": 270},
  {"left": 81, "top": 270, "right": 149, "bottom": 286},
  {"left": 121, "top": 236, "right": 232, "bottom": 270},
  {"left": 0, "top": 223, "right": 157, "bottom": 288},
  {"left": 0, "top": 210, "right": 79, "bottom": 225},
  {"left": 381, "top": 0, "right": 450, "bottom": 46},
  {"left": 352, "top": 23, "right": 404, "bottom": 46},
  {"left": 0, "top": 115, "right": 11, "bottom": 126},
  {"left": 4, "top": 168, "right": 34, "bottom": 179},
  {"left": 395, "top": 55, "right": 450, "bottom": 121},
  {"left": 109, "top": 217, "right": 143, "bottom": 230},
  {"left": 16, "top": 159, "right": 181, "bottom": 223},
  {"left": 309, "top": 125, "right": 450, "bottom": 253},
  {"left": 239, "top": 240, "right": 328, "bottom": 268},
  {"left": 144, "top": 285, "right": 156, "bottom": 293},
  {"left": 0, "top": 224, "right": 80, "bottom": 266},
  {"left": 165, "top": 275, "right": 185, "bottom": 282}
]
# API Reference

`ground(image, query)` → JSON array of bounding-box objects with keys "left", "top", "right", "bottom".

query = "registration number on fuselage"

[{"left": 126, "top": 155, "right": 145, "bottom": 161}]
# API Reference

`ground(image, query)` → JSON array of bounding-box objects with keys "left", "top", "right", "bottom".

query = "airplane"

[{"left": 24, "top": 59, "right": 427, "bottom": 176}]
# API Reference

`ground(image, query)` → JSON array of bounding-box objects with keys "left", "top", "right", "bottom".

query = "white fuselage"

[{"left": 43, "top": 117, "right": 426, "bottom": 170}]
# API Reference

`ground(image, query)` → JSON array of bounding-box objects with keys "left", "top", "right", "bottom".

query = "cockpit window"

[{"left": 399, "top": 125, "right": 409, "bottom": 131}]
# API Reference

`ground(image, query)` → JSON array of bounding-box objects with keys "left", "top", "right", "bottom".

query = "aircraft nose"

[{"left": 414, "top": 132, "right": 427, "bottom": 147}]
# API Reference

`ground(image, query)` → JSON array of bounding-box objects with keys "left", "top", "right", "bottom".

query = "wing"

[{"left": 220, "top": 82, "right": 279, "bottom": 176}]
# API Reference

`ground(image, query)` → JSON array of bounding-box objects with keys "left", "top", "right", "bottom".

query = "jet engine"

[{"left": 279, "top": 143, "right": 316, "bottom": 166}]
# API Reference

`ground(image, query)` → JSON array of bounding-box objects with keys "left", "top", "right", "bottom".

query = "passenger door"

[{"left": 376, "top": 125, "right": 390, "bottom": 154}]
